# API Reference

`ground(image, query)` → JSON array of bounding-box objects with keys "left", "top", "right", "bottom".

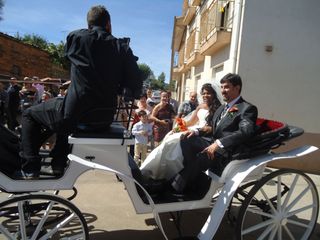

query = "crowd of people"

[
  {"left": 130, "top": 86, "right": 222, "bottom": 168},
  {"left": 0, "top": 76, "right": 67, "bottom": 133},
  {"left": 0, "top": 5, "right": 258, "bottom": 199}
]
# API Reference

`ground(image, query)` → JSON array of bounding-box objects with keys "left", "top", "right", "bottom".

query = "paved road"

[{"left": 65, "top": 170, "right": 320, "bottom": 240}]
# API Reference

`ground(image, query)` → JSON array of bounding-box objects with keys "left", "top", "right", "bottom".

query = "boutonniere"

[
  {"left": 227, "top": 106, "right": 238, "bottom": 117},
  {"left": 174, "top": 118, "right": 188, "bottom": 132}
]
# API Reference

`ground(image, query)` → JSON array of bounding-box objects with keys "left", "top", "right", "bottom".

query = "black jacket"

[
  {"left": 212, "top": 97, "right": 258, "bottom": 152},
  {"left": 64, "top": 26, "right": 142, "bottom": 122}
]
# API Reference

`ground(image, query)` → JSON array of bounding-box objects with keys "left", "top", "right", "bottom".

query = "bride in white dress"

[{"left": 140, "top": 84, "right": 221, "bottom": 180}]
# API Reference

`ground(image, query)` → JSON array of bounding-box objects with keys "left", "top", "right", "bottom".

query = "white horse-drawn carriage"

[{"left": 0, "top": 99, "right": 318, "bottom": 240}]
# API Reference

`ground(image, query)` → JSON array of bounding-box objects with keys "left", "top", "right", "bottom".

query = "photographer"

[{"left": 18, "top": 5, "right": 142, "bottom": 179}]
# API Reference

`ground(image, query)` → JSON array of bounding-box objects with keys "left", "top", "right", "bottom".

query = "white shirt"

[{"left": 132, "top": 121, "right": 153, "bottom": 144}]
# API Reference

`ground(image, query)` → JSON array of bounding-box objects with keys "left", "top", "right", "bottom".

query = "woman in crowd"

[
  {"left": 149, "top": 91, "right": 176, "bottom": 146},
  {"left": 141, "top": 83, "right": 221, "bottom": 180}
]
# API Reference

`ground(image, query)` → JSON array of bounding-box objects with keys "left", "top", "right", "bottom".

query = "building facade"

[{"left": 170, "top": 0, "right": 320, "bottom": 174}]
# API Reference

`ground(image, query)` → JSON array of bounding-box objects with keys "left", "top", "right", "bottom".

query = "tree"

[
  {"left": 17, "top": 34, "right": 49, "bottom": 50},
  {"left": 0, "top": 0, "right": 4, "bottom": 21},
  {"left": 165, "top": 80, "right": 176, "bottom": 91},
  {"left": 138, "top": 63, "right": 154, "bottom": 88},
  {"left": 46, "top": 41, "right": 70, "bottom": 69},
  {"left": 149, "top": 72, "right": 167, "bottom": 90},
  {"left": 15, "top": 33, "right": 69, "bottom": 70},
  {"left": 158, "top": 72, "right": 166, "bottom": 84}
]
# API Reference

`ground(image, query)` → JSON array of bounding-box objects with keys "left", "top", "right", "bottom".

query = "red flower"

[
  {"left": 175, "top": 118, "right": 188, "bottom": 132},
  {"left": 228, "top": 106, "right": 238, "bottom": 112},
  {"left": 227, "top": 106, "right": 238, "bottom": 117}
]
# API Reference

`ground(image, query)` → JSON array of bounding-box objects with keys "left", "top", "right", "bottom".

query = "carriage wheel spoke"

[
  {"left": 246, "top": 208, "right": 274, "bottom": 219},
  {"left": 282, "top": 174, "right": 299, "bottom": 210},
  {"left": 268, "top": 224, "right": 278, "bottom": 240},
  {"left": 277, "top": 176, "right": 282, "bottom": 212},
  {"left": 39, "top": 213, "right": 76, "bottom": 240},
  {"left": 285, "top": 185, "right": 311, "bottom": 213},
  {"left": 287, "top": 218, "right": 311, "bottom": 229},
  {"left": 283, "top": 225, "right": 295, "bottom": 240},
  {"left": 0, "top": 223, "right": 15, "bottom": 240},
  {"left": 18, "top": 201, "right": 27, "bottom": 240},
  {"left": 242, "top": 218, "right": 274, "bottom": 235},
  {"left": 277, "top": 224, "right": 282, "bottom": 240},
  {"left": 286, "top": 204, "right": 315, "bottom": 218},
  {"left": 257, "top": 223, "right": 275, "bottom": 240},
  {"left": 260, "top": 187, "right": 277, "bottom": 214},
  {"left": 30, "top": 201, "right": 54, "bottom": 240}
]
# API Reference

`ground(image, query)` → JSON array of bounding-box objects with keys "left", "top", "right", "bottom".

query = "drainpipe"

[{"left": 229, "top": 0, "right": 245, "bottom": 73}]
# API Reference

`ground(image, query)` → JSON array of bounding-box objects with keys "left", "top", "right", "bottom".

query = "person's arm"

[
  {"left": 177, "top": 102, "right": 185, "bottom": 118},
  {"left": 204, "top": 104, "right": 258, "bottom": 159},
  {"left": 218, "top": 105, "right": 258, "bottom": 148},
  {"left": 185, "top": 107, "right": 199, "bottom": 127},
  {"left": 149, "top": 104, "right": 167, "bottom": 125},
  {"left": 132, "top": 123, "right": 142, "bottom": 136}
]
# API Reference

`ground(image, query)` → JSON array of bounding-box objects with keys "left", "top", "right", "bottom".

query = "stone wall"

[{"left": 0, "top": 32, "right": 69, "bottom": 79}]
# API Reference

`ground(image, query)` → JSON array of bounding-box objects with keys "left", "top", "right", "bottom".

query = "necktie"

[{"left": 217, "top": 104, "right": 228, "bottom": 125}]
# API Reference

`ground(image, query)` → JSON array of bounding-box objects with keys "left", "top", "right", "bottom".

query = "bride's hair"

[{"left": 201, "top": 83, "right": 221, "bottom": 124}]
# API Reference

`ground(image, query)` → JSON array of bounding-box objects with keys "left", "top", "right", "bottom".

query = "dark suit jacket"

[{"left": 209, "top": 97, "right": 258, "bottom": 154}]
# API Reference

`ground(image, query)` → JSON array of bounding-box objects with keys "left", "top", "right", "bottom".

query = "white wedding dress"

[{"left": 140, "top": 108, "right": 208, "bottom": 180}]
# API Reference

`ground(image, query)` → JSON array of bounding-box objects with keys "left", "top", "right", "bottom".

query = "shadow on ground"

[{"left": 83, "top": 207, "right": 320, "bottom": 240}]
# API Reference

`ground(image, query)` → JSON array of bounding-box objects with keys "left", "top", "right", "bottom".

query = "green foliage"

[
  {"left": 149, "top": 72, "right": 169, "bottom": 90},
  {"left": 165, "top": 80, "right": 176, "bottom": 91},
  {"left": 158, "top": 72, "right": 166, "bottom": 83},
  {"left": 138, "top": 63, "right": 153, "bottom": 81},
  {"left": 46, "top": 42, "right": 70, "bottom": 69},
  {"left": 15, "top": 33, "right": 69, "bottom": 70}
]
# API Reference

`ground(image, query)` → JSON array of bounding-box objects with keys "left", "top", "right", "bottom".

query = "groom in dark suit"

[{"left": 172, "top": 73, "right": 258, "bottom": 193}]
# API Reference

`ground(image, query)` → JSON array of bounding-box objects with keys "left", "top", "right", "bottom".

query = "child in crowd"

[{"left": 132, "top": 110, "right": 153, "bottom": 166}]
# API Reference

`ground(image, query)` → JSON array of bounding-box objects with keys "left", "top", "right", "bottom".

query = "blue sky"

[{"left": 0, "top": 0, "right": 182, "bottom": 81}]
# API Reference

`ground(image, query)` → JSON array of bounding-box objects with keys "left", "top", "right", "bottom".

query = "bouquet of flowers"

[{"left": 174, "top": 118, "right": 188, "bottom": 132}]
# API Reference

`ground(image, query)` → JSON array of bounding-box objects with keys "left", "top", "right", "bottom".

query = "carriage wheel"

[
  {"left": 0, "top": 193, "right": 89, "bottom": 239},
  {"left": 235, "top": 169, "right": 319, "bottom": 240}
]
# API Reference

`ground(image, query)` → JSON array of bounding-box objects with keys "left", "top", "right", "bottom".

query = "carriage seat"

[
  {"left": 71, "top": 108, "right": 129, "bottom": 139},
  {"left": 72, "top": 122, "right": 127, "bottom": 139},
  {"left": 231, "top": 118, "right": 304, "bottom": 160}
]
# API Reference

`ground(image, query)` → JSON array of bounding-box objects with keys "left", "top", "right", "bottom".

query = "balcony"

[
  {"left": 185, "top": 28, "right": 204, "bottom": 67},
  {"left": 183, "top": 6, "right": 197, "bottom": 25},
  {"left": 191, "top": 0, "right": 202, "bottom": 6},
  {"left": 172, "top": 43, "right": 186, "bottom": 75},
  {"left": 199, "top": 0, "right": 233, "bottom": 56}
]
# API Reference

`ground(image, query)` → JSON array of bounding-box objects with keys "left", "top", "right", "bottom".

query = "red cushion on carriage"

[
  {"left": 231, "top": 118, "right": 299, "bottom": 160},
  {"left": 255, "top": 118, "right": 289, "bottom": 137}
]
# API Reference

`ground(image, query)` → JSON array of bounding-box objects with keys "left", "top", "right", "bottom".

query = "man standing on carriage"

[
  {"left": 17, "top": 5, "right": 143, "bottom": 179},
  {"left": 171, "top": 73, "right": 258, "bottom": 194}
]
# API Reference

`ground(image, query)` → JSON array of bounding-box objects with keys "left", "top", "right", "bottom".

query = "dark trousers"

[
  {"left": 21, "top": 98, "right": 72, "bottom": 172},
  {"left": 173, "top": 135, "right": 230, "bottom": 192},
  {"left": 6, "top": 106, "right": 19, "bottom": 131}
]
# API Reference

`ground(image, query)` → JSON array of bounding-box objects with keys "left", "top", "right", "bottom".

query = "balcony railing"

[
  {"left": 200, "top": 0, "right": 233, "bottom": 55},
  {"left": 191, "top": 0, "right": 202, "bottom": 6},
  {"left": 186, "top": 29, "right": 197, "bottom": 59},
  {"left": 173, "top": 43, "right": 186, "bottom": 73}
]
